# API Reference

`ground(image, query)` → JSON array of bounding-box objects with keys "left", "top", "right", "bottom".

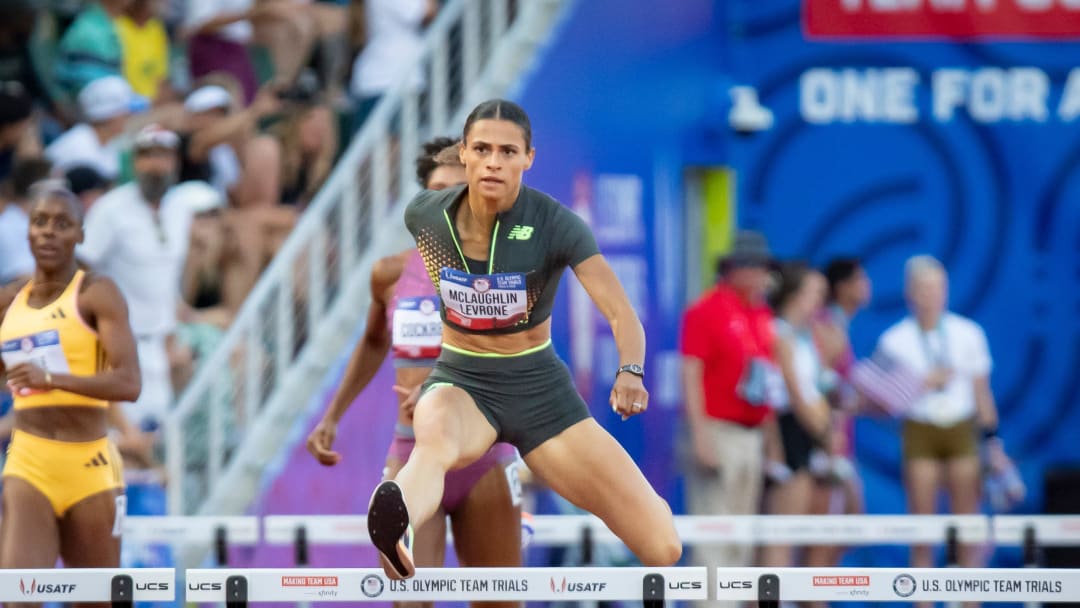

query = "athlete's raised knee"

[{"left": 638, "top": 531, "right": 683, "bottom": 566}]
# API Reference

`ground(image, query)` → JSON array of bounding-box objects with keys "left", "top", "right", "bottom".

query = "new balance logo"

[
  {"left": 50, "top": 308, "right": 66, "bottom": 320},
  {"left": 84, "top": 451, "right": 109, "bottom": 468},
  {"left": 507, "top": 225, "right": 534, "bottom": 240}
]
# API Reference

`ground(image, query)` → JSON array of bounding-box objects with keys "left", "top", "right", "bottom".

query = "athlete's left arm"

[
  {"left": 572, "top": 255, "right": 648, "bottom": 420},
  {"left": 4, "top": 276, "right": 141, "bottom": 401}
]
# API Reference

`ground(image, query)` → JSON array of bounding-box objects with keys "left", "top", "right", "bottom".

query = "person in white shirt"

[
  {"left": 876, "top": 255, "right": 1003, "bottom": 576},
  {"left": 77, "top": 124, "right": 192, "bottom": 431},
  {"left": 350, "top": 0, "right": 438, "bottom": 126},
  {"left": 45, "top": 76, "right": 144, "bottom": 182}
]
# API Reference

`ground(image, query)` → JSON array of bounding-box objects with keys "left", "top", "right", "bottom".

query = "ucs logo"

[
  {"left": 718, "top": 580, "right": 754, "bottom": 590},
  {"left": 135, "top": 583, "right": 170, "bottom": 591},
  {"left": 668, "top": 581, "right": 704, "bottom": 590},
  {"left": 188, "top": 582, "right": 224, "bottom": 591}
]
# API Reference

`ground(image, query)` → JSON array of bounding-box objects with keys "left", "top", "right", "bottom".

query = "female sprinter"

[
  {"left": 0, "top": 186, "right": 140, "bottom": 596},
  {"left": 366, "top": 99, "right": 681, "bottom": 578},
  {"left": 306, "top": 137, "right": 521, "bottom": 605}
]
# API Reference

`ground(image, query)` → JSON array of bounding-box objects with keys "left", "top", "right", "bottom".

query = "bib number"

[
  {"left": 1, "top": 330, "right": 72, "bottom": 395},
  {"left": 504, "top": 460, "right": 523, "bottom": 507},
  {"left": 391, "top": 296, "right": 442, "bottom": 359},
  {"left": 439, "top": 268, "right": 528, "bottom": 330}
]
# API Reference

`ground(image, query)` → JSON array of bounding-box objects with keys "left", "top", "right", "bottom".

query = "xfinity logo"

[
  {"left": 188, "top": 582, "right": 224, "bottom": 591},
  {"left": 718, "top": 580, "right": 754, "bottom": 589}
]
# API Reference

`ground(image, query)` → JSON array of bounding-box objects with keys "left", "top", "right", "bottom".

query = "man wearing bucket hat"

[{"left": 680, "top": 230, "right": 780, "bottom": 596}]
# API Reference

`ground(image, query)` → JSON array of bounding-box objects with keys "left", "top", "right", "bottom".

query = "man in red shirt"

[{"left": 681, "top": 231, "right": 776, "bottom": 580}]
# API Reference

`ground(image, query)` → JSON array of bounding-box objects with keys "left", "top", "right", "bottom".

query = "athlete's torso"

[
  {"left": 404, "top": 184, "right": 598, "bottom": 345},
  {"left": 0, "top": 270, "right": 107, "bottom": 410},
  {"left": 388, "top": 250, "right": 442, "bottom": 367}
]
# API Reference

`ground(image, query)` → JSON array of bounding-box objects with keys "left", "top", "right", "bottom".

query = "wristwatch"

[{"left": 616, "top": 363, "right": 644, "bottom": 380}]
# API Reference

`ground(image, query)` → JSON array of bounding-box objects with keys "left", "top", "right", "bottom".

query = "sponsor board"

[{"left": 183, "top": 568, "right": 707, "bottom": 602}]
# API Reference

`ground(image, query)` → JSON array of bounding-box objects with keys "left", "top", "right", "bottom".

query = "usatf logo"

[
  {"left": 20, "top": 580, "right": 76, "bottom": 596},
  {"left": 361, "top": 575, "right": 384, "bottom": 598},
  {"left": 893, "top": 574, "right": 917, "bottom": 598},
  {"left": 549, "top": 578, "right": 607, "bottom": 593},
  {"left": 507, "top": 225, "right": 534, "bottom": 240}
]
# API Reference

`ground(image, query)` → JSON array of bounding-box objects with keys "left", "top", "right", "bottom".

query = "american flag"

[{"left": 849, "top": 351, "right": 924, "bottom": 417}]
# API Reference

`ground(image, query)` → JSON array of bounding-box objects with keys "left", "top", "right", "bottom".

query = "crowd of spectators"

[{"left": 0, "top": 0, "right": 440, "bottom": 572}]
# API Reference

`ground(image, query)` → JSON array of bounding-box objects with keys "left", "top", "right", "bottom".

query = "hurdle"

[
  {"left": 994, "top": 515, "right": 1080, "bottom": 567},
  {"left": 123, "top": 515, "right": 259, "bottom": 565},
  {"left": 0, "top": 568, "right": 173, "bottom": 607},
  {"left": 712, "top": 567, "right": 1080, "bottom": 606},
  {"left": 265, "top": 514, "right": 989, "bottom": 567},
  {"left": 185, "top": 567, "right": 707, "bottom": 605}
]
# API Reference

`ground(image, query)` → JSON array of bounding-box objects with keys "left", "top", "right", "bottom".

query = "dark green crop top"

[{"left": 403, "top": 183, "right": 600, "bottom": 335}]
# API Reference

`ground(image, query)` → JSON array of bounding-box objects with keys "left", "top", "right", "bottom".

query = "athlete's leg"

[
  {"left": 384, "top": 457, "right": 445, "bottom": 608},
  {"left": 370, "top": 386, "right": 496, "bottom": 577},
  {"left": 393, "top": 386, "right": 498, "bottom": 528},
  {"left": 450, "top": 462, "right": 522, "bottom": 608},
  {"left": 523, "top": 419, "right": 681, "bottom": 566},
  {"left": 58, "top": 488, "right": 123, "bottom": 608},
  {"left": 0, "top": 478, "right": 62, "bottom": 608}
]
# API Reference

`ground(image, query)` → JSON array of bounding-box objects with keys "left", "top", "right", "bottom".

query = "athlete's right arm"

[
  {"left": 0, "top": 279, "right": 31, "bottom": 377},
  {"left": 306, "top": 255, "right": 404, "bottom": 465}
]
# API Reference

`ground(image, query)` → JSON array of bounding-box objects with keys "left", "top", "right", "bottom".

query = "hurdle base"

[
  {"left": 111, "top": 574, "right": 133, "bottom": 608},
  {"left": 643, "top": 573, "right": 665, "bottom": 608},
  {"left": 227, "top": 575, "right": 249, "bottom": 608}
]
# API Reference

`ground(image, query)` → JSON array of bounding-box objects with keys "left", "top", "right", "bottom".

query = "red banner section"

[{"left": 805, "top": 0, "right": 1080, "bottom": 39}]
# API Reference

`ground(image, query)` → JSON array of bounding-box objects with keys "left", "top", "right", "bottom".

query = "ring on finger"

[{"left": 632, "top": 402, "right": 643, "bottom": 411}]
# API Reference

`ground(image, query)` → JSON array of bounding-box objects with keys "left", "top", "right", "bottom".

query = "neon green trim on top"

[
  {"left": 441, "top": 339, "right": 552, "bottom": 358},
  {"left": 442, "top": 209, "right": 499, "bottom": 273},
  {"left": 423, "top": 382, "right": 455, "bottom": 396}
]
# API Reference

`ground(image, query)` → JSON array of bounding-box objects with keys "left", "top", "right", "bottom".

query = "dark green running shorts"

[{"left": 422, "top": 341, "right": 590, "bottom": 455}]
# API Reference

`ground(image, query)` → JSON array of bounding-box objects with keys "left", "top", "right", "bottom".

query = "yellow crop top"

[{"left": 0, "top": 270, "right": 107, "bottom": 409}]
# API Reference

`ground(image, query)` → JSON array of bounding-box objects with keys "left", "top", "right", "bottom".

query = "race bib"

[
  {"left": 391, "top": 296, "right": 442, "bottom": 359},
  {"left": 1, "top": 330, "right": 72, "bottom": 395},
  {"left": 439, "top": 268, "right": 528, "bottom": 330}
]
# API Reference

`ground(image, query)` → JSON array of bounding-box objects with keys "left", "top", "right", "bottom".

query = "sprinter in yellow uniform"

[{"left": 0, "top": 186, "right": 140, "bottom": 585}]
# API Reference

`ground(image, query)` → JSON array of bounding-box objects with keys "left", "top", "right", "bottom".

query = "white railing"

[{"left": 164, "top": 0, "right": 572, "bottom": 517}]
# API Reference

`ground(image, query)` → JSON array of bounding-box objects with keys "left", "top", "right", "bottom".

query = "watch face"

[{"left": 622, "top": 364, "right": 643, "bottom": 375}]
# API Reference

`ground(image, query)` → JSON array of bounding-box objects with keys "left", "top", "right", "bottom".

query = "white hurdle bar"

[
  {"left": 714, "top": 567, "right": 1080, "bottom": 604},
  {"left": 0, "top": 568, "right": 174, "bottom": 605},
  {"left": 122, "top": 516, "right": 259, "bottom": 565},
  {"left": 185, "top": 567, "right": 706, "bottom": 604},
  {"left": 264, "top": 514, "right": 990, "bottom": 566}
]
